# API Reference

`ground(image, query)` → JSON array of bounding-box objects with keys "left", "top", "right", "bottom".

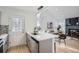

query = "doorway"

[{"left": 8, "top": 16, "right": 26, "bottom": 48}]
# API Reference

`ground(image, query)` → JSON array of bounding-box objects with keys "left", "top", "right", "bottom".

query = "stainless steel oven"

[{"left": 0, "top": 39, "right": 3, "bottom": 53}]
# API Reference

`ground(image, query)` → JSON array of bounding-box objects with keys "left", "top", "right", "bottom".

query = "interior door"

[{"left": 8, "top": 16, "right": 26, "bottom": 48}]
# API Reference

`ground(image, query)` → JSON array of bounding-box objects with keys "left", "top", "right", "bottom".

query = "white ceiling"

[
  {"left": 6, "top": 6, "right": 49, "bottom": 14},
  {"left": 7, "top": 6, "right": 79, "bottom": 14},
  {"left": 7, "top": 6, "right": 39, "bottom": 13},
  {"left": 1, "top": 6, "right": 79, "bottom": 16}
]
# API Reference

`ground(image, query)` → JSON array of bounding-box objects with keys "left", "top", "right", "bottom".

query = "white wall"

[
  {"left": 0, "top": 7, "right": 37, "bottom": 47},
  {"left": 0, "top": 7, "right": 37, "bottom": 33},
  {"left": 39, "top": 6, "right": 79, "bottom": 33}
]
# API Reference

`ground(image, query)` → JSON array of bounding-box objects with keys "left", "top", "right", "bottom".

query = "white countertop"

[
  {"left": 27, "top": 32, "right": 58, "bottom": 41},
  {"left": 0, "top": 34, "right": 8, "bottom": 44},
  {"left": 0, "top": 34, "right": 8, "bottom": 39}
]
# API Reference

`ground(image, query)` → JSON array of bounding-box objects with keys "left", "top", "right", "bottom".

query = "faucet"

[{"left": 33, "top": 26, "right": 41, "bottom": 35}]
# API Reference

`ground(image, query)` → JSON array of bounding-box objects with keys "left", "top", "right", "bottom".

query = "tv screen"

[{"left": 69, "top": 18, "right": 78, "bottom": 25}]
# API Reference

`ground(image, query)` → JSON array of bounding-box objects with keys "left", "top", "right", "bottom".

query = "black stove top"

[{"left": 0, "top": 39, "right": 2, "bottom": 41}]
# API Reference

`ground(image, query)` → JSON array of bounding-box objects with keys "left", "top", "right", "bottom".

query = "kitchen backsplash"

[{"left": 0, "top": 25, "right": 9, "bottom": 34}]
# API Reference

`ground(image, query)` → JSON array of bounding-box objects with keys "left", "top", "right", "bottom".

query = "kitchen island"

[{"left": 26, "top": 32, "right": 58, "bottom": 53}]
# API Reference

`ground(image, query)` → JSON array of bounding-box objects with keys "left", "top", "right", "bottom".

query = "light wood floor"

[
  {"left": 7, "top": 45, "right": 30, "bottom": 53},
  {"left": 7, "top": 37, "right": 79, "bottom": 53},
  {"left": 56, "top": 37, "right": 79, "bottom": 53}
]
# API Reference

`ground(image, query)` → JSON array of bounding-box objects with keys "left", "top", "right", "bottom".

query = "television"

[{"left": 66, "top": 17, "right": 79, "bottom": 26}]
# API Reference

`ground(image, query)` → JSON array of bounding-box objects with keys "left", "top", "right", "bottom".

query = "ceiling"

[
  {"left": 6, "top": 6, "right": 49, "bottom": 14},
  {"left": 7, "top": 6, "right": 39, "bottom": 13},
  {"left": 1, "top": 6, "right": 79, "bottom": 17},
  {"left": 7, "top": 6, "right": 79, "bottom": 13}
]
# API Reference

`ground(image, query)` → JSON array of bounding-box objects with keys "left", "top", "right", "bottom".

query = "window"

[{"left": 9, "top": 16, "right": 25, "bottom": 32}]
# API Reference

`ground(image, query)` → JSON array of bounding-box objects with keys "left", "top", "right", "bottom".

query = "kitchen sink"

[{"left": 31, "top": 33, "right": 38, "bottom": 35}]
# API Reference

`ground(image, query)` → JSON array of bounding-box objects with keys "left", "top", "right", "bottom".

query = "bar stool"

[{"left": 58, "top": 34, "right": 66, "bottom": 45}]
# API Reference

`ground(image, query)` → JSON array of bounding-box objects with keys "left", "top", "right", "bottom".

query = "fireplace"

[{"left": 68, "top": 29, "right": 79, "bottom": 38}]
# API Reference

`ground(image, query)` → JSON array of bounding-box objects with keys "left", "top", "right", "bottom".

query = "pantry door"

[{"left": 9, "top": 16, "right": 26, "bottom": 48}]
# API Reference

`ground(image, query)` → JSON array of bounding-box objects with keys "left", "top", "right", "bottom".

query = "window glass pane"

[{"left": 10, "top": 16, "right": 24, "bottom": 32}]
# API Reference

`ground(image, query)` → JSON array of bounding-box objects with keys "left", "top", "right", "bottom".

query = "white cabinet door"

[
  {"left": 30, "top": 37, "right": 38, "bottom": 53},
  {"left": 26, "top": 34, "right": 31, "bottom": 51},
  {"left": 39, "top": 38, "right": 53, "bottom": 53},
  {"left": 26, "top": 34, "right": 38, "bottom": 53}
]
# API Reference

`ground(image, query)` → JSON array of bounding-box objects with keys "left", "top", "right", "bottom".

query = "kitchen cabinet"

[
  {"left": 0, "top": 12, "right": 1, "bottom": 25},
  {"left": 39, "top": 38, "right": 52, "bottom": 53},
  {"left": 26, "top": 32, "right": 54, "bottom": 53},
  {"left": 0, "top": 34, "right": 8, "bottom": 53},
  {"left": 26, "top": 33, "right": 38, "bottom": 53},
  {"left": 0, "top": 39, "right": 3, "bottom": 53},
  {"left": 3, "top": 36, "right": 9, "bottom": 53},
  {"left": 0, "top": 45, "right": 3, "bottom": 53},
  {"left": 30, "top": 37, "right": 38, "bottom": 53}
]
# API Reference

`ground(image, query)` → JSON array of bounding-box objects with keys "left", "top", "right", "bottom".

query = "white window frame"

[{"left": 9, "top": 16, "right": 25, "bottom": 32}]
